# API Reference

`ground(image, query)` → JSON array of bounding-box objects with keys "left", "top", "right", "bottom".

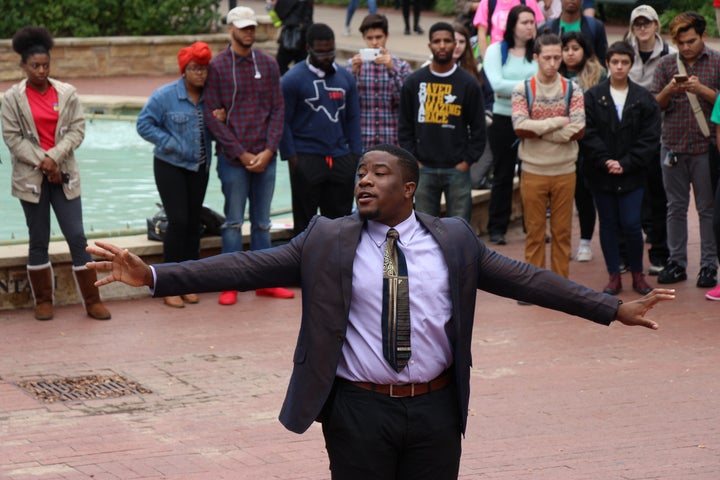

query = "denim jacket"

[{"left": 136, "top": 78, "right": 212, "bottom": 171}]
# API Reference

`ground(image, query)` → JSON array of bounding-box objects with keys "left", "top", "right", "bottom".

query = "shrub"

[
  {"left": 659, "top": 0, "right": 718, "bottom": 38},
  {"left": 0, "top": 0, "right": 220, "bottom": 38}
]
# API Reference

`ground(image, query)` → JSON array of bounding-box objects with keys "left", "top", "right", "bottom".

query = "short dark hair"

[
  {"left": 364, "top": 144, "right": 419, "bottom": 185},
  {"left": 533, "top": 32, "right": 562, "bottom": 55},
  {"left": 12, "top": 26, "right": 54, "bottom": 64},
  {"left": 669, "top": 11, "right": 706, "bottom": 41},
  {"left": 359, "top": 13, "right": 388, "bottom": 36},
  {"left": 605, "top": 41, "right": 635, "bottom": 66},
  {"left": 306, "top": 23, "right": 335, "bottom": 47},
  {"left": 428, "top": 21, "right": 454, "bottom": 41}
]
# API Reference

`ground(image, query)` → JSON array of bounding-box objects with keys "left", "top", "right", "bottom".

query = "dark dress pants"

[{"left": 322, "top": 380, "right": 462, "bottom": 480}]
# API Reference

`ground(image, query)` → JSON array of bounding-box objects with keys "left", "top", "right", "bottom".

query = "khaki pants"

[{"left": 520, "top": 171, "right": 576, "bottom": 278}]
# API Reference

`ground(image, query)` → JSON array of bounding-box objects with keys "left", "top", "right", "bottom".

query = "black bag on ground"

[
  {"left": 146, "top": 203, "right": 167, "bottom": 242},
  {"left": 200, "top": 206, "right": 225, "bottom": 237},
  {"left": 146, "top": 204, "right": 225, "bottom": 241}
]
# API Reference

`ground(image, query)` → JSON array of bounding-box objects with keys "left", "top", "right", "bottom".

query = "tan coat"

[{"left": 1, "top": 78, "right": 85, "bottom": 203}]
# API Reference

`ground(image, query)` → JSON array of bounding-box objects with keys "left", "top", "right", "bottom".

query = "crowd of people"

[
  {"left": 0, "top": 2, "right": 694, "bottom": 478},
  {"left": 2, "top": 3, "right": 718, "bottom": 310}
]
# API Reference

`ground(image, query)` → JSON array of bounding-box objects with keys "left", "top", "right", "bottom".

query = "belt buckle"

[{"left": 389, "top": 383, "right": 414, "bottom": 398}]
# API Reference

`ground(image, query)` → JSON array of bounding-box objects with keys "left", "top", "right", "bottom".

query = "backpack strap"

[
  {"left": 501, "top": 40, "right": 510, "bottom": 65},
  {"left": 561, "top": 77, "right": 573, "bottom": 116},
  {"left": 524, "top": 77, "right": 535, "bottom": 118},
  {"left": 525, "top": 76, "right": 573, "bottom": 118}
]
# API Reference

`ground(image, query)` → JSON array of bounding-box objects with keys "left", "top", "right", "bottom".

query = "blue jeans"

[
  {"left": 345, "top": 0, "right": 377, "bottom": 28},
  {"left": 415, "top": 167, "right": 472, "bottom": 222},
  {"left": 216, "top": 154, "right": 277, "bottom": 253},
  {"left": 21, "top": 178, "right": 90, "bottom": 267},
  {"left": 593, "top": 188, "right": 645, "bottom": 275}
]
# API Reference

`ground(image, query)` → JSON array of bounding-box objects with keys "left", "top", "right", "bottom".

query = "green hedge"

[
  {"left": 0, "top": 0, "right": 220, "bottom": 38},
  {"left": 659, "top": 0, "right": 718, "bottom": 38}
]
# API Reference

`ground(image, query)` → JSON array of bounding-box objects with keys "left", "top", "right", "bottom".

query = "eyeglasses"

[
  {"left": 632, "top": 20, "right": 653, "bottom": 30},
  {"left": 186, "top": 66, "right": 208, "bottom": 73},
  {"left": 309, "top": 48, "right": 336, "bottom": 59}
]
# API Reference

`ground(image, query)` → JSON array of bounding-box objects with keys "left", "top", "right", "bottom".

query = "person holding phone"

[
  {"left": 346, "top": 14, "right": 410, "bottom": 151},
  {"left": 651, "top": 11, "right": 720, "bottom": 289}
]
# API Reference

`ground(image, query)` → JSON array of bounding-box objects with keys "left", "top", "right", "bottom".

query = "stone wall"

[{"left": 0, "top": 21, "right": 278, "bottom": 82}]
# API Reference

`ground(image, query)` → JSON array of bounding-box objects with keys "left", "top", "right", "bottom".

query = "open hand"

[
  {"left": 86, "top": 241, "right": 154, "bottom": 288},
  {"left": 615, "top": 288, "right": 676, "bottom": 330}
]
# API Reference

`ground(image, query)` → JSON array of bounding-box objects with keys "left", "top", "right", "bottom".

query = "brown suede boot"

[
  {"left": 603, "top": 273, "right": 622, "bottom": 295},
  {"left": 27, "top": 263, "right": 54, "bottom": 320},
  {"left": 73, "top": 267, "right": 111, "bottom": 320},
  {"left": 631, "top": 271, "right": 653, "bottom": 295}
]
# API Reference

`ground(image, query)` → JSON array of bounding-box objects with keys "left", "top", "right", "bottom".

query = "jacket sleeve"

[
  {"left": 617, "top": 88, "right": 661, "bottom": 174},
  {"left": 46, "top": 88, "right": 85, "bottom": 167},
  {"left": 1, "top": 89, "right": 46, "bottom": 167},
  {"left": 475, "top": 236, "right": 618, "bottom": 325},
  {"left": 579, "top": 86, "right": 612, "bottom": 171},
  {"left": 136, "top": 90, "right": 174, "bottom": 151}
]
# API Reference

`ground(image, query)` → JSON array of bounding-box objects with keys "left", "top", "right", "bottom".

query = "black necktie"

[{"left": 382, "top": 228, "right": 411, "bottom": 372}]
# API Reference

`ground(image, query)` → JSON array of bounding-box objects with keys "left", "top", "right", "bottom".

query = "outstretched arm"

[
  {"left": 86, "top": 241, "right": 154, "bottom": 288},
  {"left": 615, "top": 289, "right": 676, "bottom": 330}
]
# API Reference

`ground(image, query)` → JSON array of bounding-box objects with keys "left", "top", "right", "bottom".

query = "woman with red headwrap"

[{"left": 137, "top": 42, "right": 218, "bottom": 308}]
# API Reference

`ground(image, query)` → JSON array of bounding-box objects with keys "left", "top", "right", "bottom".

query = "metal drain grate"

[{"left": 16, "top": 374, "right": 152, "bottom": 403}]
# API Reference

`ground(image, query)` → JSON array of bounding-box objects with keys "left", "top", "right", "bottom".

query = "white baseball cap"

[
  {"left": 227, "top": 6, "right": 258, "bottom": 29},
  {"left": 630, "top": 5, "right": 659, "bottom": 24}
]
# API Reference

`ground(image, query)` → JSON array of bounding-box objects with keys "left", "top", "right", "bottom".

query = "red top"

[{"left": 26, "top": 84, "right": 59, "bottom": 151}]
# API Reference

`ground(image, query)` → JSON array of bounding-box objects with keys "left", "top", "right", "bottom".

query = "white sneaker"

[
  {"left": 575, "top": 243, "right": 593, "bottom": 262},
  {"left": 343, "top": 25, "right": 351, "bottom": 36}
]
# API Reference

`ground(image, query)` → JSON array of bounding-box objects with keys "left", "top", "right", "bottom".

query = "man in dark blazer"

[{"left": 87, "top": 143, "right": 673, "bottom": 480}]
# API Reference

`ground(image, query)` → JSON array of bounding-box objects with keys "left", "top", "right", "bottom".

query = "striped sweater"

[{"left": 511, "top": 73, "right": 585, "bottom": 176}]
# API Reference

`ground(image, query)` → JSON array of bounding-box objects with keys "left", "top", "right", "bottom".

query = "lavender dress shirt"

[{"left": 336, "top": 212, "right": 453, "bottom": 384}]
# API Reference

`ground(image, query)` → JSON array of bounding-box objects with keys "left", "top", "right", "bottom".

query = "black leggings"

[{"left": 154, "top": 157, "right": 209, "bottom": 263}]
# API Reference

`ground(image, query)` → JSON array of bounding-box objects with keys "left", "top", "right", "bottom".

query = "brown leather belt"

[{"left": 340, "top": 369, "right": 452, "bottom": 398}]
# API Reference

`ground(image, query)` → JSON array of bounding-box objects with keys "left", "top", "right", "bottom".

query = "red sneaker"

[
  {"left": 256, "top": 287, "right": 295, "bottom": 299},
  {"left": 218, "top": 291, "right": 238, "bottom": 305}
]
